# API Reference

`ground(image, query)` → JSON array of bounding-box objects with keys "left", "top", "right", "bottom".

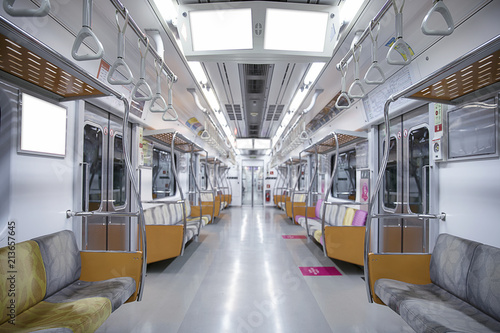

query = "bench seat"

[
  {"left": 0, "top": 230, "right": 136, "bottom": 332},
  {"left": 374, "top": 233, "right": 500, "bottom": 333}
]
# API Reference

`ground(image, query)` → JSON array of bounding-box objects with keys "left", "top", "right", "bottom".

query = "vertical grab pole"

[
  {"left": 171, "top": 132, "right": 187, "bottom": 256},
  {"left": 321, "top": 132, "right": 339, "bottom": 257},
  {"left": 189, "top": 144, "right": 202, "bottom": 236},
  {"left": 364, "top": 97, "right": 393, "bottom": 303},
  {"left": 120, "top": 97, "right": 146, "bottom": 301}
]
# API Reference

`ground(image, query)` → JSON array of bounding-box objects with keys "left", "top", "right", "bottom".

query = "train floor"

[{"left": 96, "top": 206, "right": 413, "bottom": 333}]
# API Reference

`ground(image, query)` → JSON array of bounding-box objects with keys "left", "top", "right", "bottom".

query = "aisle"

[{"left": 97, "top": 206, "right": 412, "bottom": 333}]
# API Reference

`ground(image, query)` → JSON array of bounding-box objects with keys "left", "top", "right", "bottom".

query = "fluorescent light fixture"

[
  {"left": 152, "top": 0, "right": 178, "bottom": 24},
  {"left": 304, "top": 62, "right": 325, "bottom": 86},
  {"left": 187, "top": 61, "right": 208, "bottom": 86},
  {"left": 289, "top": 88, "right": 308, "bottom": 113},
  {"left": 190, "top": 9, "right": 253, "bottom": 51},
  {"left": 236, "top": 139, "right": 253, "bottom": 149},
  {"left": 340, "top": 0, "right": 364, "bottom": 24},
  {"left": 264, "top": 9, "right": 328, "bottom": 52},
  {"left": 20, "top": 93, "right": 67, "bottom": 157},
  {"left": 235, "top": 148, "right": 241, "bottom": 155},
  {"left": 254, "top": 139, "right": 271, "bottom": 150},
  {"left": 206, "top": 90, "right": 221, "bottom": 112}
]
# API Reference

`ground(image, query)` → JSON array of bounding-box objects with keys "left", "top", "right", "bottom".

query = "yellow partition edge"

[
  {"left": 214, "top": 196, "right": 221, "bottom": 217},
  {"left": 80, "top": 251, "right": 143, "bottom": 302},
  {"left": 368, "top": 253, "right": 432, "bottom": 304},
  {"left": 324, "top": 226, "right": 365, "bottom": 266},
  {"left": 145, "top": 225, "right": 184, "bottom": 264}
]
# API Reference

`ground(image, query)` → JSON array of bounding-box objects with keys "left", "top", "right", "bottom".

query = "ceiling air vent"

[
  {"left": 225, "top": 104, "right": 242, "bottom": 121},
  {"left": 265, "top": 104, "right": 284, "bottom": 121}
]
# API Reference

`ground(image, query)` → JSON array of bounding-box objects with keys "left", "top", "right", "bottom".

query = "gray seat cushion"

[
  {"left": 467, "top": 243, "right": 500, "bottom": 322},
  {"left": 45, "top": 277, "right": 136, "bottom": 312},
  {"left": 429, "top": 233, "right": 481, "bottom": 301},
  {"left": 33, "top": 230, "right": 81, "bottom": 298},
  {"left": 375, "top": 279, "right": 500, "bottom": 333}
]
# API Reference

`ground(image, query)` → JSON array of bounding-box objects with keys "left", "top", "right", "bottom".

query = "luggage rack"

[
  {"left": 303, "top": 130, "right": 367, "bottom": 155},
  {"left": 144, "top": 129, "right": 204, "bottom": 153}
]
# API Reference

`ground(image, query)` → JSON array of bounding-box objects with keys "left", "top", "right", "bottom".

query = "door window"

[
  {"left": 383, "top": 137, "right": 398, "bottom": 210},
  {"left": 83, "top": 124, "right": 103, "bottom": 212},
  {"left": 408, "top": 127, "right": 429, "bottom": 214}
]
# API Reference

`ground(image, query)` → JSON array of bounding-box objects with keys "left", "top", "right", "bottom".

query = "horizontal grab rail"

[
  {"left": 372, "top": 212, "right": 446, "bottom": 221},
  {"left": 66, "top": 210, "right": 140, "bottom": 218}
]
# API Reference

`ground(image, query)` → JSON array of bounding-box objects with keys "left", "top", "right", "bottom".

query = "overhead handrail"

[
  {"left": 72, "top": 0, "right": 104, "bottom": 61},
  {"left": 107, "top": 9, "right": 134, "bottom": 85},
  {"left": 335, "top": 62, "right": 351, "bottom": 110},
  {"left": 386, "top": 0, "right": 414, "bottom": 66},
  {"left": 162, "top": 80, "right": 179, "bottom": 121},
  {"left": 303, "top": 89, "right": 324, "bottom": 113},
  {"left": 364, "top": 22, "right": 386, "bottom": 85},
  {"left": 3, "top": 0, "right": 50, "bottom": 17},
  {"left": 132, "top": 38, "right": 153, "bottom": 102},
  {"left": 421, "top": 0, "right": 454, "bottom": 36},
  {"left": 348, "top": 44, "right": 365, "bottom": 99},
  {"left": 150, "top": 60, "right": 168, "bottom": 112}
]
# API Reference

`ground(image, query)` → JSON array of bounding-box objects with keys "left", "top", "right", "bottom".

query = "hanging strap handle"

[
  {"left": 335, "top": 62, "right": 351, "bottom": 110},
  {"left": 3, "top": 0, "right": 50, "bottom": 17},
  {"left": 107, "top": 9, "right": 134, "bottom": 85},
  {"left": 150, "top": 60, "right": 168, "bottom": 112},
  {"left": 72, "top": 0, "right": 104, "bottom": 61},
  {"left": 348, "top": 44, "right": 365, "bottom": 99},
  {"left": 364, "top": 21, "right": 386, "bottom": 85},
  {"left": 421, "top": 0, "right": 454, "bottom": 36},
  {"left": 299, "top": 122, "right": 309, "bottom": 141},
  {"left": 201, "top": 121, "right": 211, "bottom": 140},
  {"left": 162, "top": 80, "right": 179, "bottom": 121},
  {"left": 387, "top": 0, "right": 413, "bottom": 66},
  {"left": 132, "top": 38, "right": 153, "bottom": 102}
]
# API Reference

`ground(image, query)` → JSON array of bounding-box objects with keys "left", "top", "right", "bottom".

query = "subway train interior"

[{"left": 1, "top": 0, "right": 500, "bottom": 332}]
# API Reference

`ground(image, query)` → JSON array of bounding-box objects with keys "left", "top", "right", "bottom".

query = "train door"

[
  {"left": 378, "top": 105, "right": 431, "bottom": 253},
  {"left": 82, "top": 104, "right": 131, "bottom": 251},
  {"left": 242, "top": 163, "right": 264, "bottom": 206}
]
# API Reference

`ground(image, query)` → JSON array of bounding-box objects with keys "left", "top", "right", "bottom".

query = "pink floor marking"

[
  {"left": 299, "top": 266, "right": 342, "bottom": 276},
  {"left": 282, "top": 235, "right": 307, "bottom": 239}
]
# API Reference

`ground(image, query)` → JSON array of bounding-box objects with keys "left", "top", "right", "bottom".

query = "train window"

[
  {"left": 447, "top": 97, "right": 498, "bottom": 160},
  {"left": 152, "top": 148, "right": 176, "bottom": 198},
  {"left": 331, "top": 148, "right": 357, "bottom": 200},
  {"left": 408, "top": 127, "right": 429, "bottom": 214},
  {"left": 200, "top": 163, "right": 208, "bottom": 190},
  {"left": 383, "top": 137, "right": 398, "bottom": 210},
  {"left": 83, "top": 124, "right": 103, "bottom": 211},
  {"left": 113, "top": 134, "right": 127, "bottom": 207}
]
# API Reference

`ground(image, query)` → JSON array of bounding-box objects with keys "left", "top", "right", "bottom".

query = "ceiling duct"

[{"left": 239, "top": 63, "right": 274, "bottom": 138}]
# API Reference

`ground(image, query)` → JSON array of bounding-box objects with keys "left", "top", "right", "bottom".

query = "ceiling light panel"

[
  {"left": 264, "top": 9, "right": 328, "bottom": 52},
  {"left": 189, "top": 9, "right": 253, "bottom": 52}
]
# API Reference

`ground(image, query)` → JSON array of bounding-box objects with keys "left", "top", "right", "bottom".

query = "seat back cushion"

[
  {"left": 430, "top": 233, "right": 480, "bottom": 301},
  {"left": 315, "top": 199, "right": 324, "bottom": 219},
  {"left": 143, "top": 208, "right": 155, "bottom": 225},
  {"left": 33, "top": 230, "right": 81, "bottom": 298},
  {"left": 352, "top": 210, "right": 368, "bottom": 226},
  {"left": 342, "top": 208, "right": 356, "bottom": 226},
  {"left": 0, "top": 240, "right": 46, "bottom": 325},
  {"left": 466, "top": 243, "right": 500, "bottom": 321}
]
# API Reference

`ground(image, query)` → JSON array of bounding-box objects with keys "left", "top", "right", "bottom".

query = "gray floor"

[{"left": 97, "top": 206, "right": 413, "bottom": 333}]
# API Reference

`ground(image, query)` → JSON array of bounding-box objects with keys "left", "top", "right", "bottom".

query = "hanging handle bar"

[
  {"left": 299, "top": 122, "right": 309, "bottom": 141},
  {"left": 421, "top": 0, "right": 454, "bottom": 36},
  {"left": 387, "top": 0, "right": 413, "bottom": 66},
  {"left": 364, "top": 22, "right": 386, "bottom": 85},
  {"left": 3, "top": 0, "right": 50, "bottom": 17},
  {"left": 132, "top": 38, "right": 153, "bottom": 102},
  {"left": 72, "top": 0, "right": 104, "bottom": 61},
  {"left": 162, "top": 81, "right": 179, "bottom": 121},
  {"left": 201, "top": 121, "right": 211, "bottom": 140},
  {"left": 335, "top": 62, "right": 351, "bottom": 110},
  {"left": 348, "top": 44, "right": 366, "bottom": 99},
  {"left": 107, "top": 9, "right": 134, "bottom": 85},
  {"left": 150, "top": 60, "right": 168, "bottom": 112}
]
